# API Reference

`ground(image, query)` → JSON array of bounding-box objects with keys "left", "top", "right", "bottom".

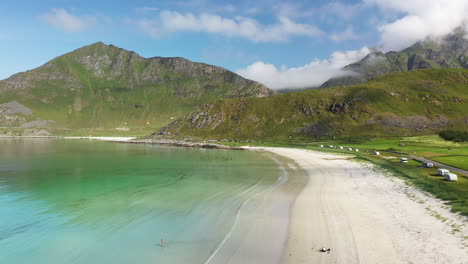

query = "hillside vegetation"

[
  {"left": 0, "top": 42, "right": 272, "bottom": 136},
  {"left": 156, "top": 69, "right": 468, "bottom": 140}
]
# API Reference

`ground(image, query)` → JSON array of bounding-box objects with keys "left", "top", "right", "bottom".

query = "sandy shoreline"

[
  {"left": 2, "top": 137, "right": 466, "bottom": 263},
  {"left": 252, "top": 147, "right": 467, "bottom": 264}
]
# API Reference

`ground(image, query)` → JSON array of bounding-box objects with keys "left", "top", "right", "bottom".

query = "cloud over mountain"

[
  {"left": 236, "top": 47, "right": 371, "bottom": 90},
  {"left": 365, "top": 0, "right": 468, "bottom": 51},
  {"left": 239, "top": 0, "right": 468, "bottom": 89}
]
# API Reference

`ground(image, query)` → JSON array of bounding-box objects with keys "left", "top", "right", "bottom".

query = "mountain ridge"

[
  {"left": 155, "top": 69, "right": 468, "bottom": 140},
  {"left": 0, "top": 42, "right": 273, "bottom": 135},
  {"left": 321, "top": 32, "right": 468, "bottom": 88}
]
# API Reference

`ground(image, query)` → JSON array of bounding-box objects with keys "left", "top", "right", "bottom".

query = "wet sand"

[{"left": 202, "top": 154, "right": 306, "bottom": 264}]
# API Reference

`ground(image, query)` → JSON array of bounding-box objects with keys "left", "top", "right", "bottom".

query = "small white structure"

[
  {"left": 329, "top": 145, "right": 334, "bottom": 148},
  {"left": 319, "top": 145, "right": 324, "bottom": 148},
  {"left": 348, "top": 148, "right": 353, "bottom": 151},
  {"left": 445, "top": 173, "right": 458, "bottom": 182},
  {"left": 438, "top": 169, "right": 449, "bottom": 176},
  {"left": 400, "top": 158, "right": 408, "bottom": 163},
  {"left": 423, "top": 162, "right": 433, "bottom": 168},
  {"left": 374, "top": 151, "right": 380, "bottom": 155},
  {"left": 339, "top": 146, "right": 344, "bottom": 149},
  {"left": 355, "top": 149, "right": 359, "bottom": 152}
]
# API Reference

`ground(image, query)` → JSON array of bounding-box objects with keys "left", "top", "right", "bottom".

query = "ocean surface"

[{"left": 0, "top": 138, "right": 282, "bottom": 264}]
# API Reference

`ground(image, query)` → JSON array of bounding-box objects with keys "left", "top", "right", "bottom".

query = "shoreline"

[
  {"left": 255, "top": 147, "right": 467, "bottom": 264},
  {"left": 201, "top": 152, "right": 306, "bottom": 264},
  {"left": 0, "top": 136, "right": 246, "bottom": 149},
  {"left": 1, "top": 137, "right": 466, "bottom": 263}
]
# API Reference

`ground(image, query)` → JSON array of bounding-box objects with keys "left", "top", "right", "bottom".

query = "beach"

[
  {"left": 1, "top": 137, "right": 466, "bottom": 263},
  {"left": 250, "top": 147, "right": 467, "bottom": 264},
  {"left": 60, "top": 139, "right": 468, "bottom": 263}
]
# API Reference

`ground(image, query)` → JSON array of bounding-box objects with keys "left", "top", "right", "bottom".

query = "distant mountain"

[
  {"left": 155, "top": 69, "right": 468, "bottom": 140},
  {"left": 0, "top": 42, "right": 272, "bottom": 135},
  {"left": 321, "top": 32, "right": 468, "bottom": 88}
]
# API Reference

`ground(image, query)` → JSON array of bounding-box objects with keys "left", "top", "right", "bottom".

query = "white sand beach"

[{"left": 250, "top": 147, "right": 467, "bottom": 264}]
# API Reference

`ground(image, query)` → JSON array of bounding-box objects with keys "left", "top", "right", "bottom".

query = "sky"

[{"left": 1, "top": 0, "right": 467, "bottom": 89}]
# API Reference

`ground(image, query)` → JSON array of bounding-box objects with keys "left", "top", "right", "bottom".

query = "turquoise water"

[{"left": 0, "top": 139, "right": 281, "bottom": 264}]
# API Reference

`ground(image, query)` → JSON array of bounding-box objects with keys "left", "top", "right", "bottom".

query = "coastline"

[
  {"left": 0, "top": 136, "right": 245, "bottom": 149},
  {"left": 201, "top": 153, "right": 306, "bottom": 264},
  {"left": 2, "top": 137, "right": 466, "bottom": 263},
  {"left": 254, "top": 147, "right": 467, "bottom": 264}
]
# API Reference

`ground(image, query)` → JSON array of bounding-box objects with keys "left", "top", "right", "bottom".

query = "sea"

[{"left": 0, "top": 138, "right": 282, "bottom": 264}]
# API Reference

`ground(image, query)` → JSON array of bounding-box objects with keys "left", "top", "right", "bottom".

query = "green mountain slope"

[
  {"left": 0, "top": 42, "right": 272, "bottom": 135},
  {"left": 155, "top": 69, "right": 468, "bottom": 140},
  {"left": 321, "top": 32, "right": 468, "bottom": 88}
]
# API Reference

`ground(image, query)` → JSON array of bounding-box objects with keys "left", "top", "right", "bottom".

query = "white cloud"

[
  {"left": 236, "top": 47, "right": 371, "bottom": 90},
  {"left": 137, "top": 10, "right": 323, "bottom": 42},
  {"left": 330, "top": 26, "right": 358, "bottom": 42},
  {"left": 41, "top": 8, "right": 93, "bottom": 32},
  {"left": 364, "top": 0, "right": 468, "bottom": 51}
]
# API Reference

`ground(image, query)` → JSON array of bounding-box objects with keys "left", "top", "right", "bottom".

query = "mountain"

[
  {"left": 154, "top": 69, "right": 468, "bottom": 140},
  {"left": 321, "top": 32, "right": 468, "bottom": 88},
  {"left": 0, "top": 42, "right": 272, "bottom": 135}
]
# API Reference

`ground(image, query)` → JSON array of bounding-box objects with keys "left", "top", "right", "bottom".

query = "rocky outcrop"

[
  {"left": 366, "top": 113, "right": 452, "bottom": 131},
  {"left": 0, "top": 101, "right": 33, "bottom": 115}
]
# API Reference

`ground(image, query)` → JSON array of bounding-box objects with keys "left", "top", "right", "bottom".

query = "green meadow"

[{"left": 217, "top": 135, "right": 468, "bottom": 216}]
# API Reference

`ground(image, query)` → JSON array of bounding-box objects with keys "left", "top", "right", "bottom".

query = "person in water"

[{"left": 160, "top": 239, "right": 165, "bottom": 248}]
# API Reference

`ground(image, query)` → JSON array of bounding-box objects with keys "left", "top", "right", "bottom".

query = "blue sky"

[{"left": 1, "top": 0, "right": 467, "bottom": 89}]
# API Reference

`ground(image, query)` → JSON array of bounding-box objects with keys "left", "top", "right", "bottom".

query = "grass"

[
  {"left": 356, "top": 155, "right": 468, "bottom": 216},
  {"left": 311, "top": 135, "right": 468, "bottom": 170},
  {"left": 164, "top": 69, "right": 468, "bottom": 140},
  {"left": 199, "top": 135, "right": 468, "bottom": 216},
  {"left": 0, "top": 42, "right": 270, "bottom": 136},
  {"left": 430, "top": 156, "right": 468, "bottom": 171}
]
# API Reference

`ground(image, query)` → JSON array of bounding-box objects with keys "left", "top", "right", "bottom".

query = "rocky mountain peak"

[{"left": 321, "top": 32, "right": 468, "bottom": 88}]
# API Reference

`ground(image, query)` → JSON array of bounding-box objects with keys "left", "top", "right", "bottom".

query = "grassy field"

[
  {"left": 216, "top": 135, "right": 468, "bottom": 216},
  {"left": 309, "top": 135, "right": 468, "bottom": 170},
  {"left": 218, "top": 135, "right": 468, "bottom": 170}
]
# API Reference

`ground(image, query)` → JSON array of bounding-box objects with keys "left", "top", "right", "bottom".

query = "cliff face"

[
  {"left": 0, "top": 42, "right": 273, "bottom": 134},
  {"left": 155, "top": 69, "right": 468, "bottom": 140},
  {"left": 321, "top": 33, "right": 468, "bottom": 88}
]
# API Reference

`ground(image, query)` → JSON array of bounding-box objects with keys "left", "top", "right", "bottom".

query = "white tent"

[
  {"left": 438, "top": 169, "right": 449, "bottom": 176},
  {"left": 445, "top": 173, "right": 458, "bottom": 182},
  {"left": 423, "top": 162, "right": 433, "bottom": 168}
]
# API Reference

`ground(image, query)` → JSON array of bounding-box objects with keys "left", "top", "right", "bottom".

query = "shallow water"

[{"left": 0, "top": 139, "right": 281, "bottom": 264}]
